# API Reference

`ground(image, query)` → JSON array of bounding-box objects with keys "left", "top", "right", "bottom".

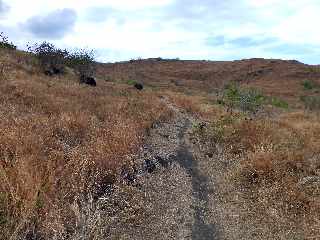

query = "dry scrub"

[
  {"left": 0, "top": 51, "right": 172, "bottom": 239},
  {"left": 192, "top": 106, "right": 320, "bottom": 238},
  {"left": 166, "top": 82, "right": 320, "bottom": 238}
]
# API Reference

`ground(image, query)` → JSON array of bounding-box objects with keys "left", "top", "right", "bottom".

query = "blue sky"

[{"left": 0, "top": 0, "right": 319, "bottom": 64}]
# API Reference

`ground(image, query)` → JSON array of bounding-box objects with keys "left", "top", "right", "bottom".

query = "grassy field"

[
  {"left": 0, "top": 49, "right": 172, "bottom": 239},
  {"left": 1, "top": 48, "right": 320, "bottom": 239},
  {"left": 171, "top": 86, "right": 320, "bottom": 238}
]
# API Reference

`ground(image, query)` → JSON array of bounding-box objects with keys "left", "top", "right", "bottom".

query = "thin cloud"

[
  {"left": 24, "top": 8, "right": 77, "bottom": 39},
  {"left": 0, "top": 0, "right": 319, "bottom": 64},
  {"left": 0, "top": 0, "right": 9, "bottom": 17}
]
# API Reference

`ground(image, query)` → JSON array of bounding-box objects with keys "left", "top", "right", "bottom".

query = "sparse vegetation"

[
  {"left": 67, "top": 48, "right": 96, "bottom": 78},
  {"left": 127, "top": 79, "right": 137, "bottom": 85},
  {"left": 0, "top": 49, "right": 172, "bottom": 239},
  {"left": 217, "top": 83, "right": 290, "bottom": 112},
  {"left": 191, "top": 104, "right": 320, "bottom": 238},
  {"left": 218, "top": 83, "right": 264, "bottom": 113},
  {"left": 0, "top": 32, "right": 17, "bottom": 50},
  {"left": 27, "top": 42, "right": 68, "bottom": 74},
  {"left": 302, "top": 80, "right": 319, "bottom": 90},
  {"left": 1, "top": 36, "right": 320, "bottom": 239},
  {"left": 269, "top": 96, "right": 289, "bottom": 109},
  {"left": 301, "top": 95, "right": 320, "bottom": 111},
  {"left": 28, "top": 42, "right": 96, "bottom": 80}
]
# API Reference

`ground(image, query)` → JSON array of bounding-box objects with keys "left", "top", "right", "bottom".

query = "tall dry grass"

[
  {"left": 194, "top": 107, "right": 320, "bottom": 237},
  {"left": 172, "top": 83, "right": 320, "bottom": 238},
  {"left": 0, "top": 53, "right": 172, "bottom": 239}
]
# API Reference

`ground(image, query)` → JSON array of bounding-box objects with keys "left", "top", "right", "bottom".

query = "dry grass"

[
  {"left": 165, "top": 91, "right": 225, "bottom": 121},
  {"left": 2, "top": 48, "right": 320, "bottom": 238},
  {"left": 0, "top": 51, "right": 172, "bottom": 239},
  {"left": 192, "top": 106, "right": 320, "bottom": 238},
  {"left": 164, "top": 77, "right": 320, "bottom": 238}
]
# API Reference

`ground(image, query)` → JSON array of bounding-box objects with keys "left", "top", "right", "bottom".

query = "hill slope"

[
  {"left": 98, "top": 58, "right": 320, "bottom": 102},
  {"left": 1, "top": 49, "right": 320, "bottom": 239}
]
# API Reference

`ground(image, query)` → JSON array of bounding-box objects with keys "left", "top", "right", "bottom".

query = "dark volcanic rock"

[
  {"left": 80, "top": 75, "right": 97, "bottom": 87},
  {"left": 155, "top": 155, "right": 170, "bottom": 168},
  {"left": 144, "top": 159, "right": 156, "bottom": 173},
  {"left": 44, "top": 69, "right": 54, "bottom": 76},
  {"left": 134, "top": 83, "right": 143, "bottom": 90},
  {"left": 120, "top": 168, "right": 136, "bottom": 185},
  {"left": 44, "top": 66, "right": 64, "bottom": 76}
]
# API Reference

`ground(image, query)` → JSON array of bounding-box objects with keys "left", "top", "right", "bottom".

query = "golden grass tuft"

[{"left": 0, "top": 54, "right": 172, "bottom": 239}]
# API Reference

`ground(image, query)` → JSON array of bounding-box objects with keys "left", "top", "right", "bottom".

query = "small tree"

[
  {"left": 0, "top": 32, "right": 17, "bottom": 50},
  {"left": 218, "top": 82, "right": 264, "bottom": 114},
  {"left": 67, "top": 48, "right": 96, "bottom": 78},
  {"left": 28, "top": 42, "right": 69, "bottom": 72}
]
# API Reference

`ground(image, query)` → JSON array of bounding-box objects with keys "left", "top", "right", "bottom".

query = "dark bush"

[
  {"left": 67, "top": 48, "right": 96, "bottom": 78},
  {"left": 28, "top": 42, "right": 68, "bottom": 75},
  {"left": 28, "top": 43, "right": 96, "bottom": 81},
  {"left": 302, "top": 80, "right": 319, "bottom": 90},
  {"left": 0, "top": 32, "right": 17, "bottom": 50},
  {"left": 80, "top": 75, "right": 97, "bottom": 87}
]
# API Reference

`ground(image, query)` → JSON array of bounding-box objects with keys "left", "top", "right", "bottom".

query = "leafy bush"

[
  {"left": 218, "top": 83, "right": 264, "bottom": 113},
  {"left": 238, "top": 89, "right": 265, "bottom": 112},
  {"left": 28, "top": 42, "right": 68, "bottom": 72},
  {"left": 0, "top": 32, "right": 17, "bottom": 50},
  {"left": 67, "top": 48, "right": 96, "bottom": 78},
  {"left": 301, "top": 95, "right": 320, "bottom": 111},
  {"left": 218, "top": 83, "right": 290, "bottom": 112},
  {"left": 127, "top": 80, "right": 137, "bottom": 85},
  {"left": 28, "top": 43, "right": 96, "bottom": 79},
  {"left": 302, "top": 80, "right": 319, "bottom": 90},
  {"left": 269, "top": 97, "right": 289, "bottom": 109}
]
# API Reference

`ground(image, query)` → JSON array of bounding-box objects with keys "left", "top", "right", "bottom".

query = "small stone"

[
  {"left": 155, "top": 155, "right": 169, "bottom": 168},
  {"left": 134, "top": 83, "right": 143, "bottom": 90},
  {"left": 80, "top": 75, "right": 97, "bottom": 86},
  {"left": 206, "top": 152, "right": 213, "bottom": 158},
  {"left": 144, "top": 159, "right": 156, "bottom": 173},
  {"left": 120, "top": 168, "right": 136, "bottom": 185}
]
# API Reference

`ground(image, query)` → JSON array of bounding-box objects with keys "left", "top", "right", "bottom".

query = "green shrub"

[
  {"left": 302, "top": 80, "right": 319, "bottom": 90},
  {"left": 219, "top": 83, "right": 264, "bottom": 113},
  {"left": 0, "top": 32, "right": 16, "bottom": 50},
  {"left": 28, "top": 43, "right": 96, "bottom": 79},
  {"left": 238, "top": 89, "right": 264, "bottom": 113},
  {"left": 127, "top": 80, "right": 137, "bottom": 85},
  {"left": 301, "top": 95, "right": 320, "bottom": 111},
  {"left": 28, "top": 42, "right": 68, "bottom": 72},
  {"left": 195, "top": 115, "right": 239, "bottom": 143},
  {"left": 269, "top": 97, "right": 289, "bottom": 109},
  {"left": 67, "top": 48, "right": 96, "bottom": 77}
]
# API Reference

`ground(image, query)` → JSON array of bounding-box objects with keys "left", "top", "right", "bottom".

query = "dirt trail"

[
  {"left": 79, "top": 97, "right": 221, "bottom": 239},
  {"left": 130, "top": 97, "right": 220, "bottom": 239},
  {"left": 175, "top": 121, "right": 217, "bottom": 239}
]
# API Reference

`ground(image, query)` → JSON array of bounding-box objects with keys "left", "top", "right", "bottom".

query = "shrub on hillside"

[
  {"left": 67, "top": 48, "right": 96, "bottom": 78},
  {"left": 127, "top": 80, "right": 137, "bottom": 85},
  {"left": 0, "top": 32, "right": 17, "bottom": 50},
  {"left": 302, "top": 80, "right": 319, "bottom": 90},
  {"left": 218, "top": 83, "right": 264, "bottom": 113},
  {"left": 28, "top": 42, "right": 68, "bottom": 74},
  {"left": 218, "top": 83, "right": 290, "bottom": 112},
  {"left": 269, "top": 97, "right": 289, "bottom": 109},
  {"left": 28, "top": 43, "right": 96, "bottom": 80},
  {"left": 301, "top": 95, "right": 320, "bottom": 111}
]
